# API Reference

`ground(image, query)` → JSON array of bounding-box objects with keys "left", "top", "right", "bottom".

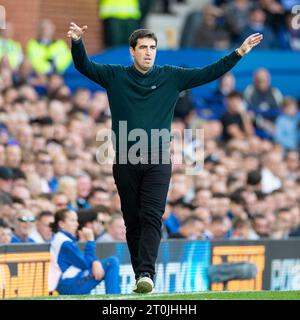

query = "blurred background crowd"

[{"left": 0, "top": 0, "right": 300, "bottom": 246}]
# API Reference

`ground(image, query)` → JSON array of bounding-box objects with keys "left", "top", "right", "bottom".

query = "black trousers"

[{"left": 112, "top": 154, "right": 172, "bottom": 280}]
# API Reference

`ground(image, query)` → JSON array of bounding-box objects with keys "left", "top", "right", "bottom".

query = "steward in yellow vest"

[
  {"left": 99, "top": 0, "right": 153, "bottom": 47},
  {"left": 27, "top": 19, "right": 72, "bottom": 74}
]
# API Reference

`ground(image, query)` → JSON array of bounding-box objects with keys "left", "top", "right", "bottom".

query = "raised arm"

[
  {"left": 174, "top": 33, "right": 263, "bottom": 91},
  {"left": 67, "top": 22, "right": 114, "bottom": 88}
]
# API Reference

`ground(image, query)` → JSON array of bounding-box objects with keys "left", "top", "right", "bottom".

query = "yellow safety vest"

[
  {"left": 99, "top": 0, "right": 141, "bottom": 20},
  {"left": 0, "top": 39, "right": 23, "bottom": 70},
  {"left": 26, "top": 39, "right": 72, "bottom": 74}
]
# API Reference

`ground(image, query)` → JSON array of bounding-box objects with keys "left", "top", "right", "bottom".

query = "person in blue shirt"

[
  {"left": 164, "top": 197, "right": 196, "bottom": 236},
  {"left": 11, "top": 209, "right": 36, "bottom": 243},
  {"left": 275, "top": 97, "right": 300, "bottom": 150},
  {"left": 48, "top": 208, "right": 120, "bottom": 295}
]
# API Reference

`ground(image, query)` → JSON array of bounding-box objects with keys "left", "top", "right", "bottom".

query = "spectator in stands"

[
  {"left": 164, "top": 197, "right": 195, "bottom": 236},
  {"left": 272, "top": 207, "right": 294, "bottom": 239},
  {"left": 259, "top": 0, "right": 285, "bottom": 34},
  {"left": 252, "top": 214, "right": 272, "bottom": 238},
  {"left": 0, "top": 132, "right": 8, "bottom": 155},
  {"left": 11, "top": 185, "right": 31, "bottom": 206},
  {"left": 229, "top": 192, "right": 248, "bottom": 219},
  {"left": 245, "top": 68, "right": 283, "bottom": 113},
  {"left": 192, "top": 4, "right": 231, "bottom": 49},
  {"left": 5, "top": 143, "right": 22, "bottom": 170},
  {"left": 36, "top": 151, "right": 57, "bottom": 193},
  {"left": 0, "top": 166, "right": 13, "bottom": 196},
  {"left": 11, "top": 209, "right": 36, "bottom": 243},
  {"left": 221, "top": 91, "right": 254, "bottom": 142},
  {"left": 231, "top": 217, "right": 259, "bottom": 239},
  {"left": 13, "top": 57, "right": 40, "bottom": 87},
  {"left": 261, "top": 151, "right": 282, "bottom": 193},
  {"left": 46, "top": 74, "right": 66, "bottom": 100},
  {"left": 48, "top": 208, "right": 120, "bottom": 294},
  {"left": 289, "top": 208, "right": 300, "bottom": 237},
  {"left": 169, "top": 170, "right": 193, "bottom": 203},
  {"left": 26, "top": 19, "right": 72, "bottom": 75},
  {"left": 29, "top": 210, "right": 54, "bottom": 243},
  {"left": 88, "top": 187, "right": 111, "bottom": 208},
  {"left": 208, "top": 216, "right": 232, "bottom": 240},
  {"left": 0, "top": 22, "right": 23, "bottom": 71},
  {"left": 0, "top": 193, "right": 13, "bottom": 223},
  {"left": 192, "top": 189, "right": 212, "bottom": 208},
  {"left": 204, "top": 72, "right": 236, "bottom": 120},
  {"left": 173, "top": 90, "right": 195, "bottom": 121},
  {"left": 77, "top": 206, "right": 111, "bottom": 241},
  {"left": 109, "top": 191, "right": 121, "bottom": 214},
  {"left": 240, "top": 6, "right": 277, "bottom": 49},
  {"left": 0, "top": 218, "right": 13, "bottom": 244},
  {"left": 97, "top": 213, "right": 126, "bottom": 242},
  {"left": 223, "top": 0, "right": 254, "bottom": 43},
  {"left": 244, "top": 68, "right": 283, "bottom": 139},
  {"left": 53, "top": 154, "right": 68, "bottom": 180},
  {"left": 169, "top": 216, "right": 205, "bottom": 240},
  {"left": 58, "top": 176, "right": 79, "bottom": 211},
  {"left": 275, "top": 97, "right": 300, "bottom": 150},
  {"left": 76, "top": 173, "right": 92, "bottom": 209},
  {"left": 285, "top": 150, "right": 300, "bottom": 181},
  {"left": 15, "top": 125, "right": 33, "bottom": 152},
  {"left": 52, "top": 192, "right": 69, "bottom": 210},
  {"left": 279, "top": 13, "right": 300, "bottom": 51},
  {"left": 48, "top": 100, "right": 67, "bottom": 125}
]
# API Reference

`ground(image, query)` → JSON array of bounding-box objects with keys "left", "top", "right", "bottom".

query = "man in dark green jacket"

[{"left": 68, "top": 22, "right": 262, "bottom": 293}]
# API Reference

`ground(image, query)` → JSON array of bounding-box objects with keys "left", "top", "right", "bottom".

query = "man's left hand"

[{"left": 237, "top": 33, "right": 263, "bottom": 56}]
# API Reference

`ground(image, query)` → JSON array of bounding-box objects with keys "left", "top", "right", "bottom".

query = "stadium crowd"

[
  {"left": 1, "top": 2, "right": 300, "bottom": 247},
  {"left": 180, "top": 0, "right": 300, "bottom": 51}
]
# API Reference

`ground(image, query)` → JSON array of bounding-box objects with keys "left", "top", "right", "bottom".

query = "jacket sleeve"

[
  {"left": 60, "top": 241, "right": 96, "bottom": 270},
  {"left": 172, "top": 50, "right": 242, "bottom": 91},
  {"left": 71, "top": 38, "right": 116, "bottom": 88},
  {"left": 83, "top": 240, "right": 98, "bottom": 266}
]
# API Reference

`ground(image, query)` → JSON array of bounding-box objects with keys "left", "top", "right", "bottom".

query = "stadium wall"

[
  {"left": 1, "top": 0, "right": 103, "bottom": 54},
  {"left": 1, "top": 239, "right": 300, "bottom": 298},
  {"left": 64, "top": 48, "right": 300, "bottom": 100}
]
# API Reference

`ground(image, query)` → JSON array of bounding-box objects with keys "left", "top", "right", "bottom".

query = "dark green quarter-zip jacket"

[{"left": 71, "top": 39, "right": 242, "bottom": 153}]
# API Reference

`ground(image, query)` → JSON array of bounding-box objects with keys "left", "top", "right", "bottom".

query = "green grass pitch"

[{"left": 19, "top": 290, "right": 300, "bottom": 300}]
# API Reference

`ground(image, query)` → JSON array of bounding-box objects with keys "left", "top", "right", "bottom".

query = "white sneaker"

[{"left": 132, "top": 276, "right": 154, "bottom": 294}]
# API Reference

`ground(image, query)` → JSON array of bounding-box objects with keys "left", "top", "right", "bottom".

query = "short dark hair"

[
  {"left": 211, "top": 216, "right": 225, "bottom": 224},
  {"left": 227, "top": 91, "right": 243, "bottom": 100},
  {"left": 37, "top": 210, "right": 54, "bottom": 221},
  {"left": 0, "top": 218, "right": 11, "bottom": 229},
  {"left": 88, "top": 187, "right": 108, "bottom": 199},
  {"left": 182, "top": 215, "right": 204, "bottom": 226},
  {"left": 129, "top": 29, "right": 157, "bottom": 49},
  {"left": 233, "top": 217, "right": 251, "bottom": 229},
  {"left": 247, "top": 170, "right": 262, "bottom": 186},
  {"left": 77, "top": 208, "right": 98, "bottom": 229}
]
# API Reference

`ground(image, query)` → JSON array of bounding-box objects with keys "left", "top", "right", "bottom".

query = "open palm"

[{"left": 239, "top": 33, "right": 263, "bottom": 56}]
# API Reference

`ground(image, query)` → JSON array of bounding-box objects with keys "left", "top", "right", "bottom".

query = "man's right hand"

[{"left": 67, "top": 22, "right": 88, "bottom": 41}]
